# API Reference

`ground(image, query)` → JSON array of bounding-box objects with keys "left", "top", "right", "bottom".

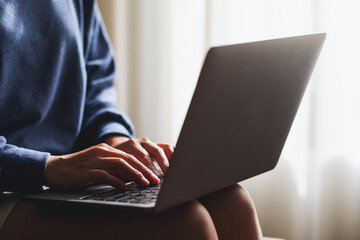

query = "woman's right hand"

[{"left": 44, "top": 143, "right": 160, "bottom": 189}]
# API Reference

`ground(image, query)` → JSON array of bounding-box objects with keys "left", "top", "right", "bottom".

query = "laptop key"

[
  {"left": 80, "top": 177, "right": 163, "bottom": 203},
  {"left": 116, "top": 196, "right": 131, "bottom": 202},
  {"left": 139, "top": 198, "right": 152, "bottom": 203},
  {"left": 104, "top": 197, "right": 116, "bottom": 201},
  {"left": 94, "top": 197, "right": 105, "bottom": 201}
]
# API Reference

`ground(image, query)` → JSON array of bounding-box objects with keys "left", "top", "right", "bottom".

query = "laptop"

[{"left": 26, "top": 33, "right": 326, "bottom": 213}]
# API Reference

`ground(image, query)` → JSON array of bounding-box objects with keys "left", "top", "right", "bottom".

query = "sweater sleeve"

[
  {"left": 0, "top": 136, "right": 49, "bottom": 193},
  {"left": 75, "top": 2, "right": 134, "bottom": 149}
]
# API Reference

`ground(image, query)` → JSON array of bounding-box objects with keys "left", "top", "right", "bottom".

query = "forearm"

[{"left": 78, "top": 2, "right": 134, "bottom": 148}]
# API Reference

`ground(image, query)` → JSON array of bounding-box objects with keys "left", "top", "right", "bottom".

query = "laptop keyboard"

[{"left": 80, "top": 178, "right": 163, "bottom": 204}]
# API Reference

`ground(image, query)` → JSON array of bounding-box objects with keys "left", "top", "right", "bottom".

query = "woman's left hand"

[{"left": 102, "top": 135, "right": 174, "bottom": 176}]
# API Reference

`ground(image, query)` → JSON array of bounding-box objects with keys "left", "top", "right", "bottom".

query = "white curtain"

[{"left": 99, "top": 1, "right": 360, "bottom": 239}]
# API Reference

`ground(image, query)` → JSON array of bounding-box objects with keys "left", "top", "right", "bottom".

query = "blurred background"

[{"left": 97, "top": 1, "right": 360, "bottom": 239}]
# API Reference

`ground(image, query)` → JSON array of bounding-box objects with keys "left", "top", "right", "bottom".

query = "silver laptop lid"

[{"left": 156, "top": 33, "right": 326, "bottom": 212}]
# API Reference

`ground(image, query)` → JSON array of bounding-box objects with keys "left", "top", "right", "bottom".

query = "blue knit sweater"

[{"left": 0, "top": 0, "right": 134, "bottom": 192}]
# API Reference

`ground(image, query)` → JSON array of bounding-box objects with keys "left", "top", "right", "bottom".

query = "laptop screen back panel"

[{"left": 155, "top": 34, "right": 326, "bottom": 212}]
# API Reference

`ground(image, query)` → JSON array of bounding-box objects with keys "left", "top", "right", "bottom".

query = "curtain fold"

[{"left": 98, "top": 1, "right": 360, "bottom": 239}]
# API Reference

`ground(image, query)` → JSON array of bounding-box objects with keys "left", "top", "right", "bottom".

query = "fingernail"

[
  {"left": 142, "top": 177, "right": 150, "bottom": 186},
  {"left": 151, "top": 175, "right": 160, "bottom": 184}
]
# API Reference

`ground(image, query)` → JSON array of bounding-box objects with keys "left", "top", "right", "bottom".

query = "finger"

[
  {"left": 120, "top": 155, "right": 160, "bottom": 185},
  {"left": 90, "top": 143, "right": 130, "bottom": 158},
  {"left": 157, "top": 143, "right": 174, "bottom": 161},
  {"left": 120, "top": 141, "right": 160, "bottom": 176},
  {"left": 89, "top": 145, "right": 160, "bottom": 185},
  {"left": 109, "top": 172, "right": 131, "bottom": 183},
  {"left": 93, "top": 157, "right": 151, "bottom": 187},
  {"left": 88, "top": 169, "right": 127, "bottom": 189},
  {"left": 141, "top": 140, "right": 169, "bottom": 174}
]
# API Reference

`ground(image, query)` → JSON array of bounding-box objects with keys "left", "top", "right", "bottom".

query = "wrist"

[
  {"left": 44, "top": 155, "right": 61, "bottom": 187},
  {"left": 102, "top": 135, "right": 130, "bottom": 147}
]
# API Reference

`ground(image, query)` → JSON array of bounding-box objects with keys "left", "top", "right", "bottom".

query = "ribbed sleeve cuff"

[
  {"left": 95, "top": 121, "right": 134, "bottom": 143},
  {"left": 0, "top": 141, "right": 49, "bottom": 193}
]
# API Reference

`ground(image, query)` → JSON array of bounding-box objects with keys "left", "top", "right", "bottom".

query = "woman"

[{"left": 0, "top": 1, "right": 262, "bottom": 239}]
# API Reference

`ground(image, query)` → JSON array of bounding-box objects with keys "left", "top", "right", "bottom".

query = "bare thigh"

[
  {"left": 0, "top": 199, "right": 218, "bottom": 240},
  {"left": 198, "top": 184, "right": 263, "bottom": 240}
]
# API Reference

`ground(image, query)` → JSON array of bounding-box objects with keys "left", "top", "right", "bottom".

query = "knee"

[
  {"left": 182, "top": 200, "right": 213, "bottom": 223},
  {"left": 169, "top": 200, "right": 218, "bottom": 240},
  {"left": 229, "top": 184, "right": 252, "bottom": 201},
  {"left": 222, "top": 184, "right": 258, "bottom": 216},
  {"left": 233, "top": 184, "right": 257, "bottom": 218}
]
